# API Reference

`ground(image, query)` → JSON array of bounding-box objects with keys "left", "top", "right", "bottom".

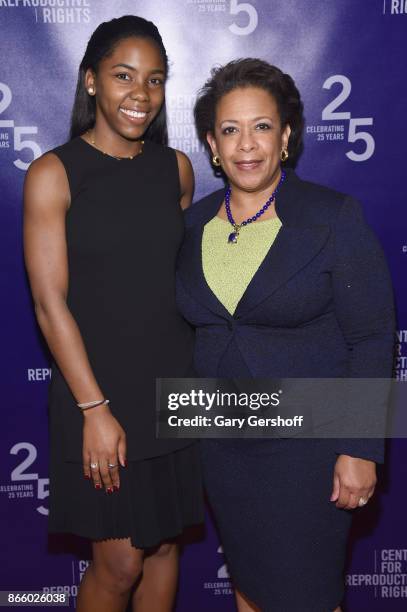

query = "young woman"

[
  {"left": 24, "top": 15, "right": 203, "bottom": 612},
  {"left": 176, "top": 59, "right": 395, "bottom": 611}
]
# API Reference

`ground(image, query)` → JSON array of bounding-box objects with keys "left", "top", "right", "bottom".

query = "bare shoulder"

[
  {"left": 24, "top": 152, "right": 70, "bottom": 212},
  {"left": 175, "top": 149, "right": 193, "bottom": 170},
  {"left": 25, "top": 152, "right": 67, "bottom": 189},
  {"left": 174, "top": 149, "right": 194, "bottom": 210}
]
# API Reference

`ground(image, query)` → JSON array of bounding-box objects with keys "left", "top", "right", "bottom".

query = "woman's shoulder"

[
  {"left": 292, "top": 170, "right": 347, "bottom": 205},
  {"left": 289, "top": 170, "right": 361, "bottom": 225},
  {"left": 184, "top": 188, "right": 224, "bottom": 228},
  {"left": 25, "top": 145, "right": 70, "bottom": 186},
  {"left": 145, "top": 139, "right": 177, "bottom": 159},
  {"left": 27, "top": 137, "right": 88, "bottom": 201},
  {"left": 46, "top": 136, "right": 83, "bottom": 160},
  {"left": 146, "top": 141, "right": 192, "bottom": 167},
  {"left": 144, "top": 141, "right": 187, "bottom": 176},
  {"left": 24, "top": 149, "right": 70, "bottom": 211}
]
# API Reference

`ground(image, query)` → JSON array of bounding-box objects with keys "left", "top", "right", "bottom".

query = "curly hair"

[{"left": 194, "top": 58, "right": 304, "bottom": 165}]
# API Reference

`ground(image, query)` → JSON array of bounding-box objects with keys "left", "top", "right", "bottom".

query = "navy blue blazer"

[{"left": 176, "top": 169, "right": 396, "bottom": 463}]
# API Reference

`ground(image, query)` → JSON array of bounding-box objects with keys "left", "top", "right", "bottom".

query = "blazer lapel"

[
  {"left": 178, "top": 197, "right": 232, "bottom": 320},
  {"left": 178, "top": 170, "right": 330, "bottom": 321},
  {"left": 235, "top": 169, "right": 330, "bottom": 317},
  {"left": 234, "top": 224, "right": 330, "bottom": 318}
]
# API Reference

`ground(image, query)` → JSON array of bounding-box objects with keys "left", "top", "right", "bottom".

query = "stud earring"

[
  {"left": 88, "top": 87, "right": 95, "bottom": 95},
  {"left": 212, "top": 155, "right": 221, "bottom": 167}
]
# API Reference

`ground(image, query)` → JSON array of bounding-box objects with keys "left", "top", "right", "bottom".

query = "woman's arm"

[
  {"left": 332, "top": 196, "right": 395, "bottom": 461},
  {"left": 332, "top": 196, "right": 395, "bottom": 380},
  {"left": 330, "top": 196, "right": 396, "bottom": 508},
  {"left": 24, "top": 154, "right": 126, "bottom": 490},
  {"left": 175, "top": 149, "right": 195, "bottom": 210},
  {"left": 24, "top": 153, "right": 105, "bottom": 404}
]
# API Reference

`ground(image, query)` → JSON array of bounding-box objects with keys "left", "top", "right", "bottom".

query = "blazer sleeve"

[{"left": 332, "top": 196, "right": 396, "bottom": 463}]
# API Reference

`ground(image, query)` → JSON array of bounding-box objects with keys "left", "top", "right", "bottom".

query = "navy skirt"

[
  {"left": 201, "top": 437, "right": 352, "bottom": 611},
  {"left": 200, "top": 341, "right": 353, "bottom": 611}
]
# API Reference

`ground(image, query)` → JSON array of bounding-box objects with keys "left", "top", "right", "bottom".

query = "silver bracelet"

[{"left": 77, "top": 399, "right": 110, "bottom": 410}]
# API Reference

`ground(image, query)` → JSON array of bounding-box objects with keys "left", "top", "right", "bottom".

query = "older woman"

[{"left": 176, "top": 59, "right": 395, "bottom": 611}]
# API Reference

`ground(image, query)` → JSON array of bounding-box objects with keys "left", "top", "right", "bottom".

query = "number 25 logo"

[
  {"left": 229, "top": 0, "right": 258, "bottom": 35},
  {"left": 322, "top": 75, "right": 375, "bottom": 162},
  {"left": 0, "top": 82, "right": 42, "bottom": 170},
  {"left": 10, "top": 442, "right": 49, "bottom": 515}
]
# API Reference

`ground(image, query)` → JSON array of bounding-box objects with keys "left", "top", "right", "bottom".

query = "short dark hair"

[
  {"left": 70, "top": 15, "right": 168, "bottom": 144},
  {"left": 194, "top": 58, "right": 304, "bottom": 165}
]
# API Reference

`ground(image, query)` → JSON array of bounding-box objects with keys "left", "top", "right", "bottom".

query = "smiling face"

[
  {"left": 207, "top": 86, "right": 291, "bottom": 194},
  {"left": 85, "top": 36, "right": 166, "bottom": 141}
]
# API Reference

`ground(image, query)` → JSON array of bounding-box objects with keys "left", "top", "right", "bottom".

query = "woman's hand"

[
  {"left": 330, "top": 454, "right": 377, "bottom": 510},
  {"left": 82, "top": 404, "right": 127, "bottom": 493}
]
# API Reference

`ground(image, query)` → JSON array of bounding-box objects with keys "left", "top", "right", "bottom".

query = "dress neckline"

[{"left": 77, "top": 135, "right": 147, "bottom": 161}]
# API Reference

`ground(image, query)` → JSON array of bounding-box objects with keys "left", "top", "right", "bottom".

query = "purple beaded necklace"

[{"left": 225, "top": 169, "right": 286, "bottom": 244}]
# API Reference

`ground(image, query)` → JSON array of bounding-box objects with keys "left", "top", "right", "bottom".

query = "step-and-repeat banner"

[{"left": 1, "top": 1, "right": 406, "bottom": 610}]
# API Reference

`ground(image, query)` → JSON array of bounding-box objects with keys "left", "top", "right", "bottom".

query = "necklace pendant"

[
  {"left": 224, "top": 170, "right": 286, "bottom": 243},
  {"left": 228, "top": 224, "right": 240, "bottom": 244}
]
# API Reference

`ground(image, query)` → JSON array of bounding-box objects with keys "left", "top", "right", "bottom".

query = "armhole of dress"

[
  {"left": 48, "top": 149, "right": 74, "bottom": 209},
  {"left": 170, "top": 147, "right": 182, "bottom": 206}
]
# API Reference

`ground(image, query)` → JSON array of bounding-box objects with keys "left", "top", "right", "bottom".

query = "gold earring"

[
  {"left": 212, "top": 155, "right": 221, "bottom": 167},
  {"left": 280, "top": 149, "right": 289, "bottom": 162},
  {"left": 88, "top": 87, "right": 95, "bottom": 95}
]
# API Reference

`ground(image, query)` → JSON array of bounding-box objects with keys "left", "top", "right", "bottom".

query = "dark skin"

[
  {"left": 83, "top": 37, "right": 166, "bottom": 158},
  {"left": 206, "top": 86, "right": 376, "bottom": 612},
  {"left": 24, "top": 36, "right": 194, "bottom": 612}
]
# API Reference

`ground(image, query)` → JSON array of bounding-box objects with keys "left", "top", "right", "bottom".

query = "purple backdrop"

[{"left": 1, "top": 1, "right": 407, "bottom": 610}]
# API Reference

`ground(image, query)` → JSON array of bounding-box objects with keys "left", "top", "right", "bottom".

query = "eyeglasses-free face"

[
  {"left": 207, "top": 86, "right": 291, "bottom": 198},
  {"left": 85, "top": 36, "right": 166, "bottom": 145}
]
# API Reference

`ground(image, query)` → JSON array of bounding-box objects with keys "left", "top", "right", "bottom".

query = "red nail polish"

[
  {"left": 107, "top": 487, "right": 113, "bottom": 494},
  {"left": 113, "top": 485, "right": 119, "bottom": 492},
  {"left": 84, "top": 474, "right": 91, "bottom": 480},
  {"left": 95, "top": 484, "right": 102, "bottom": 490},
  {"left": 124, "top": 459, "right": 128, "bottom": 467}
]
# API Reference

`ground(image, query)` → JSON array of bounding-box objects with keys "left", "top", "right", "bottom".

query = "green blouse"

[{"left": 202, "top": 215, "right": 282, "bottom": 315}]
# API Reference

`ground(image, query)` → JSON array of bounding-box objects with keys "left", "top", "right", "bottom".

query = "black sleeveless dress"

[{"left": 47, "top": 136, "right": 203, "bottom": 548}]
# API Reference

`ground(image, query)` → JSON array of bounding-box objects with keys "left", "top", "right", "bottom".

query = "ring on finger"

[
  {"left": 108, "top": 463, "right": 118, "bottom": 469},
  {"left": 358, "top": 497, "right": 368, "bottom": 507},
  {"left": 90, "top": 462, "right": 99, "bottom": 470}
]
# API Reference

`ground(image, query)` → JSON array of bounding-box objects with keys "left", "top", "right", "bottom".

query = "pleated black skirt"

[{"left": 48, "top": 442, "right": 204, "bottom": 549}]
